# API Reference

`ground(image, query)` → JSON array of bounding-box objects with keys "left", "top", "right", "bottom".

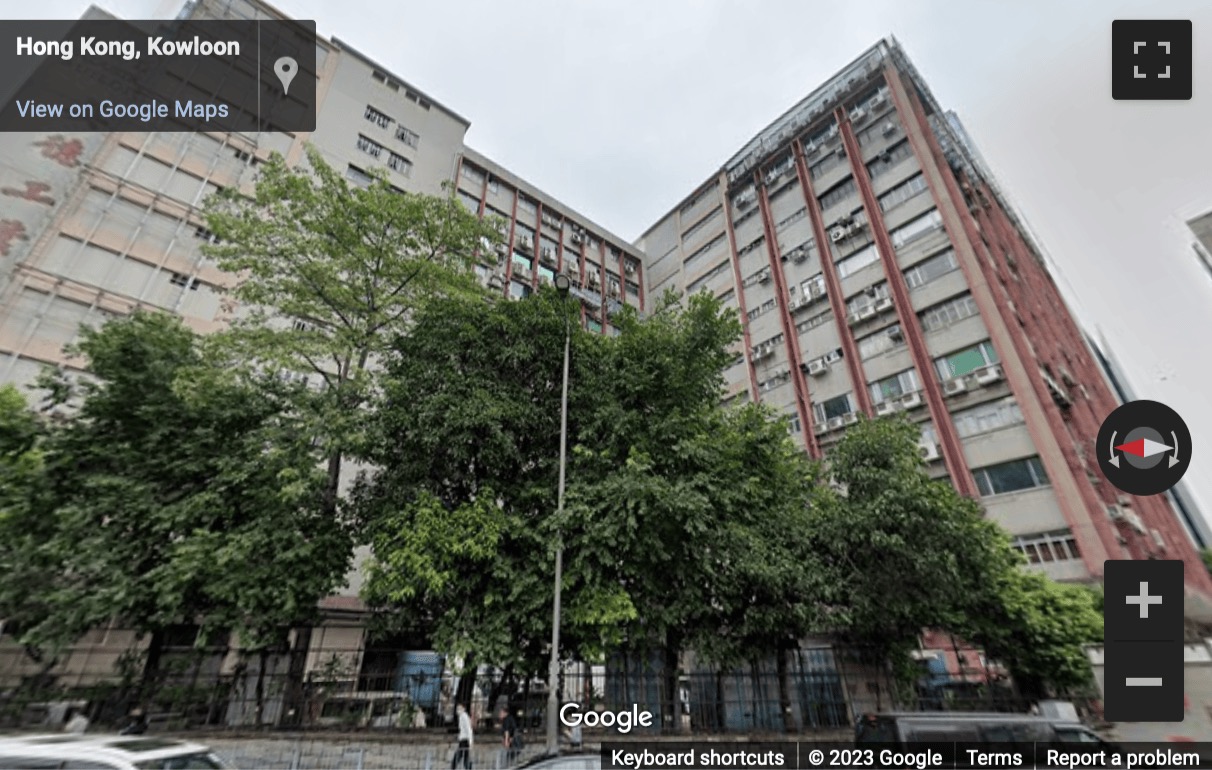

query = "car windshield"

[{"left": 135, "top": 753, "right": 228, "bottom": 769}]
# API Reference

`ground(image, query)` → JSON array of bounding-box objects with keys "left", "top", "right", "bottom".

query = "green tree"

[
  {"left": 28, "top": 313, "right": 352, "bottom": 712},
  {"left": 0, "top": 385, "right": 63, "bottom": 672},
  {"left": 353, "top": 288, "right": 583, "bottom": 708},
  {"left": 202, "top": 145, "right": 499, "bottom": 522},
  {"left": 965, "top": 569, "right": 1104, "bottom": 699},
  {"left": 809, "top": 416, "right": 1019, "bottom": 689}
]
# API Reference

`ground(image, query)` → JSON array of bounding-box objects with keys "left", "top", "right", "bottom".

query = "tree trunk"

[
  {"left": 254, "top": 648, "right": 269, "bottom": 727},
  {"left": 663, "top": 635, "right": 680, "bottom": 734},
  {"left": 139, "top": 628, "right": 166, "bottom": 711},
  {"left": 279, "top": 627, "right": 312, "bottom": 727},
  {"left": 714, "top": 670, "right": 727, "bottom": 734},
  {"left": 776, "top": 644, "right": 796, "bottom": 733},
  {"left": 488, "top": 662, "right": 514, "bottom": 723},
  {"left": 454, "top": 652, "right": 478, "bottom": 720}
]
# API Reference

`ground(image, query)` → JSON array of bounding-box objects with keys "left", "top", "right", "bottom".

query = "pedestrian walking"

[
  {"left": 500, "top": 706, "right": 521, "bottom": 764},
  {"left": 451, "top": 704, "right": 473, "bottom": 770}
]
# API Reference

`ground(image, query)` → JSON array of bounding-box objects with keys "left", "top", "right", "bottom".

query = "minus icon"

[{"left": 1125, "top": 677, "right": 1163, "bottom": 686}]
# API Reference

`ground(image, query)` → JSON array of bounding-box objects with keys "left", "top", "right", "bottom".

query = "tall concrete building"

[{"left": 636, "top": 39, "right": 1212, "bottom": 615}]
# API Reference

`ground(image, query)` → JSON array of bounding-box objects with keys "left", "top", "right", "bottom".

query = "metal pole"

[{"left": 546, "top": 318, "right": 571, "bottom": 755}]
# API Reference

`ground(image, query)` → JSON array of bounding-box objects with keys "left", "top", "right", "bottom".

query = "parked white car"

[{"left": 0, "top": 734, "right": 231, "bottom": 769}]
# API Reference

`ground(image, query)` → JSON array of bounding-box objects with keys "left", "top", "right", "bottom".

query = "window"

[
  {"left": 458, "top": 192, "right": 481, "bottom": 213},
  {"left": 170, "top": 272, "right": 198, "bottom": 290},
  {"left": 934, "top": 340, "right": 998, "bottom": 379},
  {"left": 890, "top": 209, "right": 944, "bottom": 248},
  {"left": 738, "top": 236, "right": 764, "bottom": 257},
  {"left": 683, "top": 233, "right": 727, "bottom": 273},
  {"left": 682, "top": 208, "right": 722, "bottom": 242},
  {"left": 952, "top": 399, "right": 1024, "bottom": 438},
  {"left": 801, "top": 273, "right": 826, "bottom": 299},
  {"left": 509, "top": 280, "right": 531, "bottom": 299},
  {"left": 856, "top": 117, "right": 899, "bottom": 146},
  {"left": 788, "top": 414, "right": 802, "bottom": 434},
  {"left": 836, "top": 242, "right": 881, "bottom": 278},
  {"left": 796, "top": 309, "right": 832, "bottom": 333},
  {"left": 972, "top": 456, "right": 1049, "bottom": 496},
  {"left": 809, "top": 148, "right": 846, "bottom": 180},
  {"left": 1013, "top": 530, "right": 1081, "bottom": 564},
  {"left": 388, "top": 153, "right": 412, "bottom": 176},
  {"left": 903, "top": 249, "right": 959, "bottom": 289},
  {"left": 460, "top": 164, "right": 485, "bottom": 185},
  {"left": 717, "top": 289, "right": 735, "bottom": 305},
  {"left": 919, "top": 293, "right": 979, "bottom": 331},
  {"left": 518, "top": 197, "right": 537, "bottom": 215},
  {"left": 813, "top": 393, "right": 853, "bottom": 423},
  {"left": 372, "top": 70, "right": 401, "bottom": 91},
  {"left": 587, "top": 318, "right": 602, "bottom": 333},
  {"left": 878, "top": 174, "right": 928, "bottom": 212},
  {"left": 396, "top": 125, "right": 420, "bottom": 148},
  {"left": 856, "top": 325, "right": 903, "bottom": 359},
  {"left": 346, "top": 164, "right": 374, "bottom": 187},
  {"left": 194, "top": 225, "right": 220, "bottom": 245},
  {"left": 817, "top": 177, "right": 856, "bottom": 211},
  {"left": 869, "top": 368, "right": 919, "bottom": 404},
  {"left": 866, "top": 140, "right": 913, "bottom": 178},
  {"left": 776, "top": 208, "right": 807, "bottom": 231},
  {"left": 364, "top": 105, "right": 392, "bottom": 129},
  {"left": 687, "top": 261, "right": 729, "bottom": 294},
  {"left": 626, "top": 280, "right": 640, "bottom": 297},
  {"left": 356, "top": 134, "right": 383, "bottom": 159},
  {"left": 747, "top": 298, "right": 777, "bottom": 321},
  {"left": 846, "top": 282, "right": 890, "bottom": 314}
]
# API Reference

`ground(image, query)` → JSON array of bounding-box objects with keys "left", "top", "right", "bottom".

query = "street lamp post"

[{"left": 547, "top": 274, "right": 573, "bottom": 755}]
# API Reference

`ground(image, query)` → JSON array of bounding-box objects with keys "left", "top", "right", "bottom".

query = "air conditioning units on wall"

[
  {"left": 806, "top": 359, "right": 828, "bottom": 377},
  {"left": 875, "top": 401, "right": 898, "bottom": 417},
  {"left": 943, "top": 378, "right": 967, "bottom": 396},
  {"left": 919, "top": 441, "right": 941, "bottom": 462}
]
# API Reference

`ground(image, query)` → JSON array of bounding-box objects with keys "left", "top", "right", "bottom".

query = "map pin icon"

[{"left": 274, "top": 56, "right": 297, "bottom": 96}]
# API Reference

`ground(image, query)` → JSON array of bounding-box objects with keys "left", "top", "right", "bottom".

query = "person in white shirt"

[{"left": 452, "top": 703, "right": 473, "bottom": 770}]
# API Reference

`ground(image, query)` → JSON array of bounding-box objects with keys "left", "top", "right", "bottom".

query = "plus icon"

[
  {"left": 1126, "top": 581, "right": 1163, "bottom": 619},
  {"left": 1112, "top": 20, "right": 1192, "bottom": 100}
]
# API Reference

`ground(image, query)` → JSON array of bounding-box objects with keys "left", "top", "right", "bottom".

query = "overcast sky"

[{"left": 19, "top": 0, "right": 1212, "bottom": 533}]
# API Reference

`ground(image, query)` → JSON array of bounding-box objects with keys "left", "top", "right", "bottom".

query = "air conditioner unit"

[
  {"left": 804, "top": 141, "right": 819, "bottom": 155},
  {"left": 834, "top": 145, "right": 846, "bottom": 159},
  {"left": 1125, "top": 512, "right": 1146, "bottom": 534},
  {"left": 849, "top": 107, "right": 867, "bottom": 123},
  {"left": 806, "top": 359, "right": 828, "bottom": 377},
  {"left": 1117, "top": 494, "right": 1132, "bottom": 506},
  {"left": 787, "top": 298, "right": 802, "bottom": 312},
  {"left": 900, "top": 391, "right": 923, "bottom": 410},
  {"left": 1151, "top": 528, "right": 1167, "bottom": 549},
  {"left": 758, "top": 270, "right": 772, "bottom": 284},
  {"left": 830, "top": 227, "right": 847, "bottom": 243},
  {"left": 587, "top": 271, "right": 600, "bottom": 287},
  {"left": 859, "top": 305, "right": 878, "bottom": 320},
  {"left": 563, "top": 262, "right": 578, "bottom": 276},
  {"left": 609, "top": 283, "right": 621, "bottom": 298},
  {"left": 846, "top": 311, "right": 863, "bottom": 326},
  {"left": 943, "top": 378, "right": 968, "bottom": 396},
  {"left": 826, "top": 416, "right": 845, "bottom": 431},
  {"left": 882, "top": 121, "right": 897, "bottom": 136},
  {"left": 841, "top": 412, "right": 859, "bottom": 425},
  {"left": 571, "top": 233, "right": 584, "bottom": 245},
  {"left": 514, "top": 265, "right": 532, "bottom": 280},
  {"left": 792, "top": 248, "right": 808, "bottom": 263},
  {"left": 919, "top": 441, "right": 941, "bottom": 462},
  {"left": 541, "top": 247, "right": 556, "bottom": 264},
  {"left": 1107, "top": 504, "right": 1125, "bottom": 521},
  {"left": 488, "top": 273, "right": 504, "bottom": 289},
  {"left": 975, "top": 366, "right": 1003, "bottom": 386},
  {"left": 813, "top": 421, "right": 829, "bottom": 436},
  {"left": 517, "top": 238, "right": 532, "bottom": 252},
  {"left": 873, "top": 296, "right": 894, "bottom": 313},
  {"left": 875, "top": 401, "right": 898, "bottom": 417},
  {"left": 870, "top": 92, "right": 887, "bottom": 108},
  {"left": 886, "top": 325, "right": 903, "bottom": 341},
  {"left": 539, "top": 273, "right": 553, "bottom": 286},
  {"left": 625, "top": 262, "right": 636, "bottom": 275},
  {"left": 494, "top": 242, "right": 508, "bottom": 255}
]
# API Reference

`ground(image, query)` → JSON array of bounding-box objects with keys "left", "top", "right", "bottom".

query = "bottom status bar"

[{"left": 600, "top": 742, "right": 1212, "bottom": 770}]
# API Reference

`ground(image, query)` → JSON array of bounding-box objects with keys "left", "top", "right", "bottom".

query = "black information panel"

[{"left": 0, "top": 19, "right": 316, "bottom": 132}]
